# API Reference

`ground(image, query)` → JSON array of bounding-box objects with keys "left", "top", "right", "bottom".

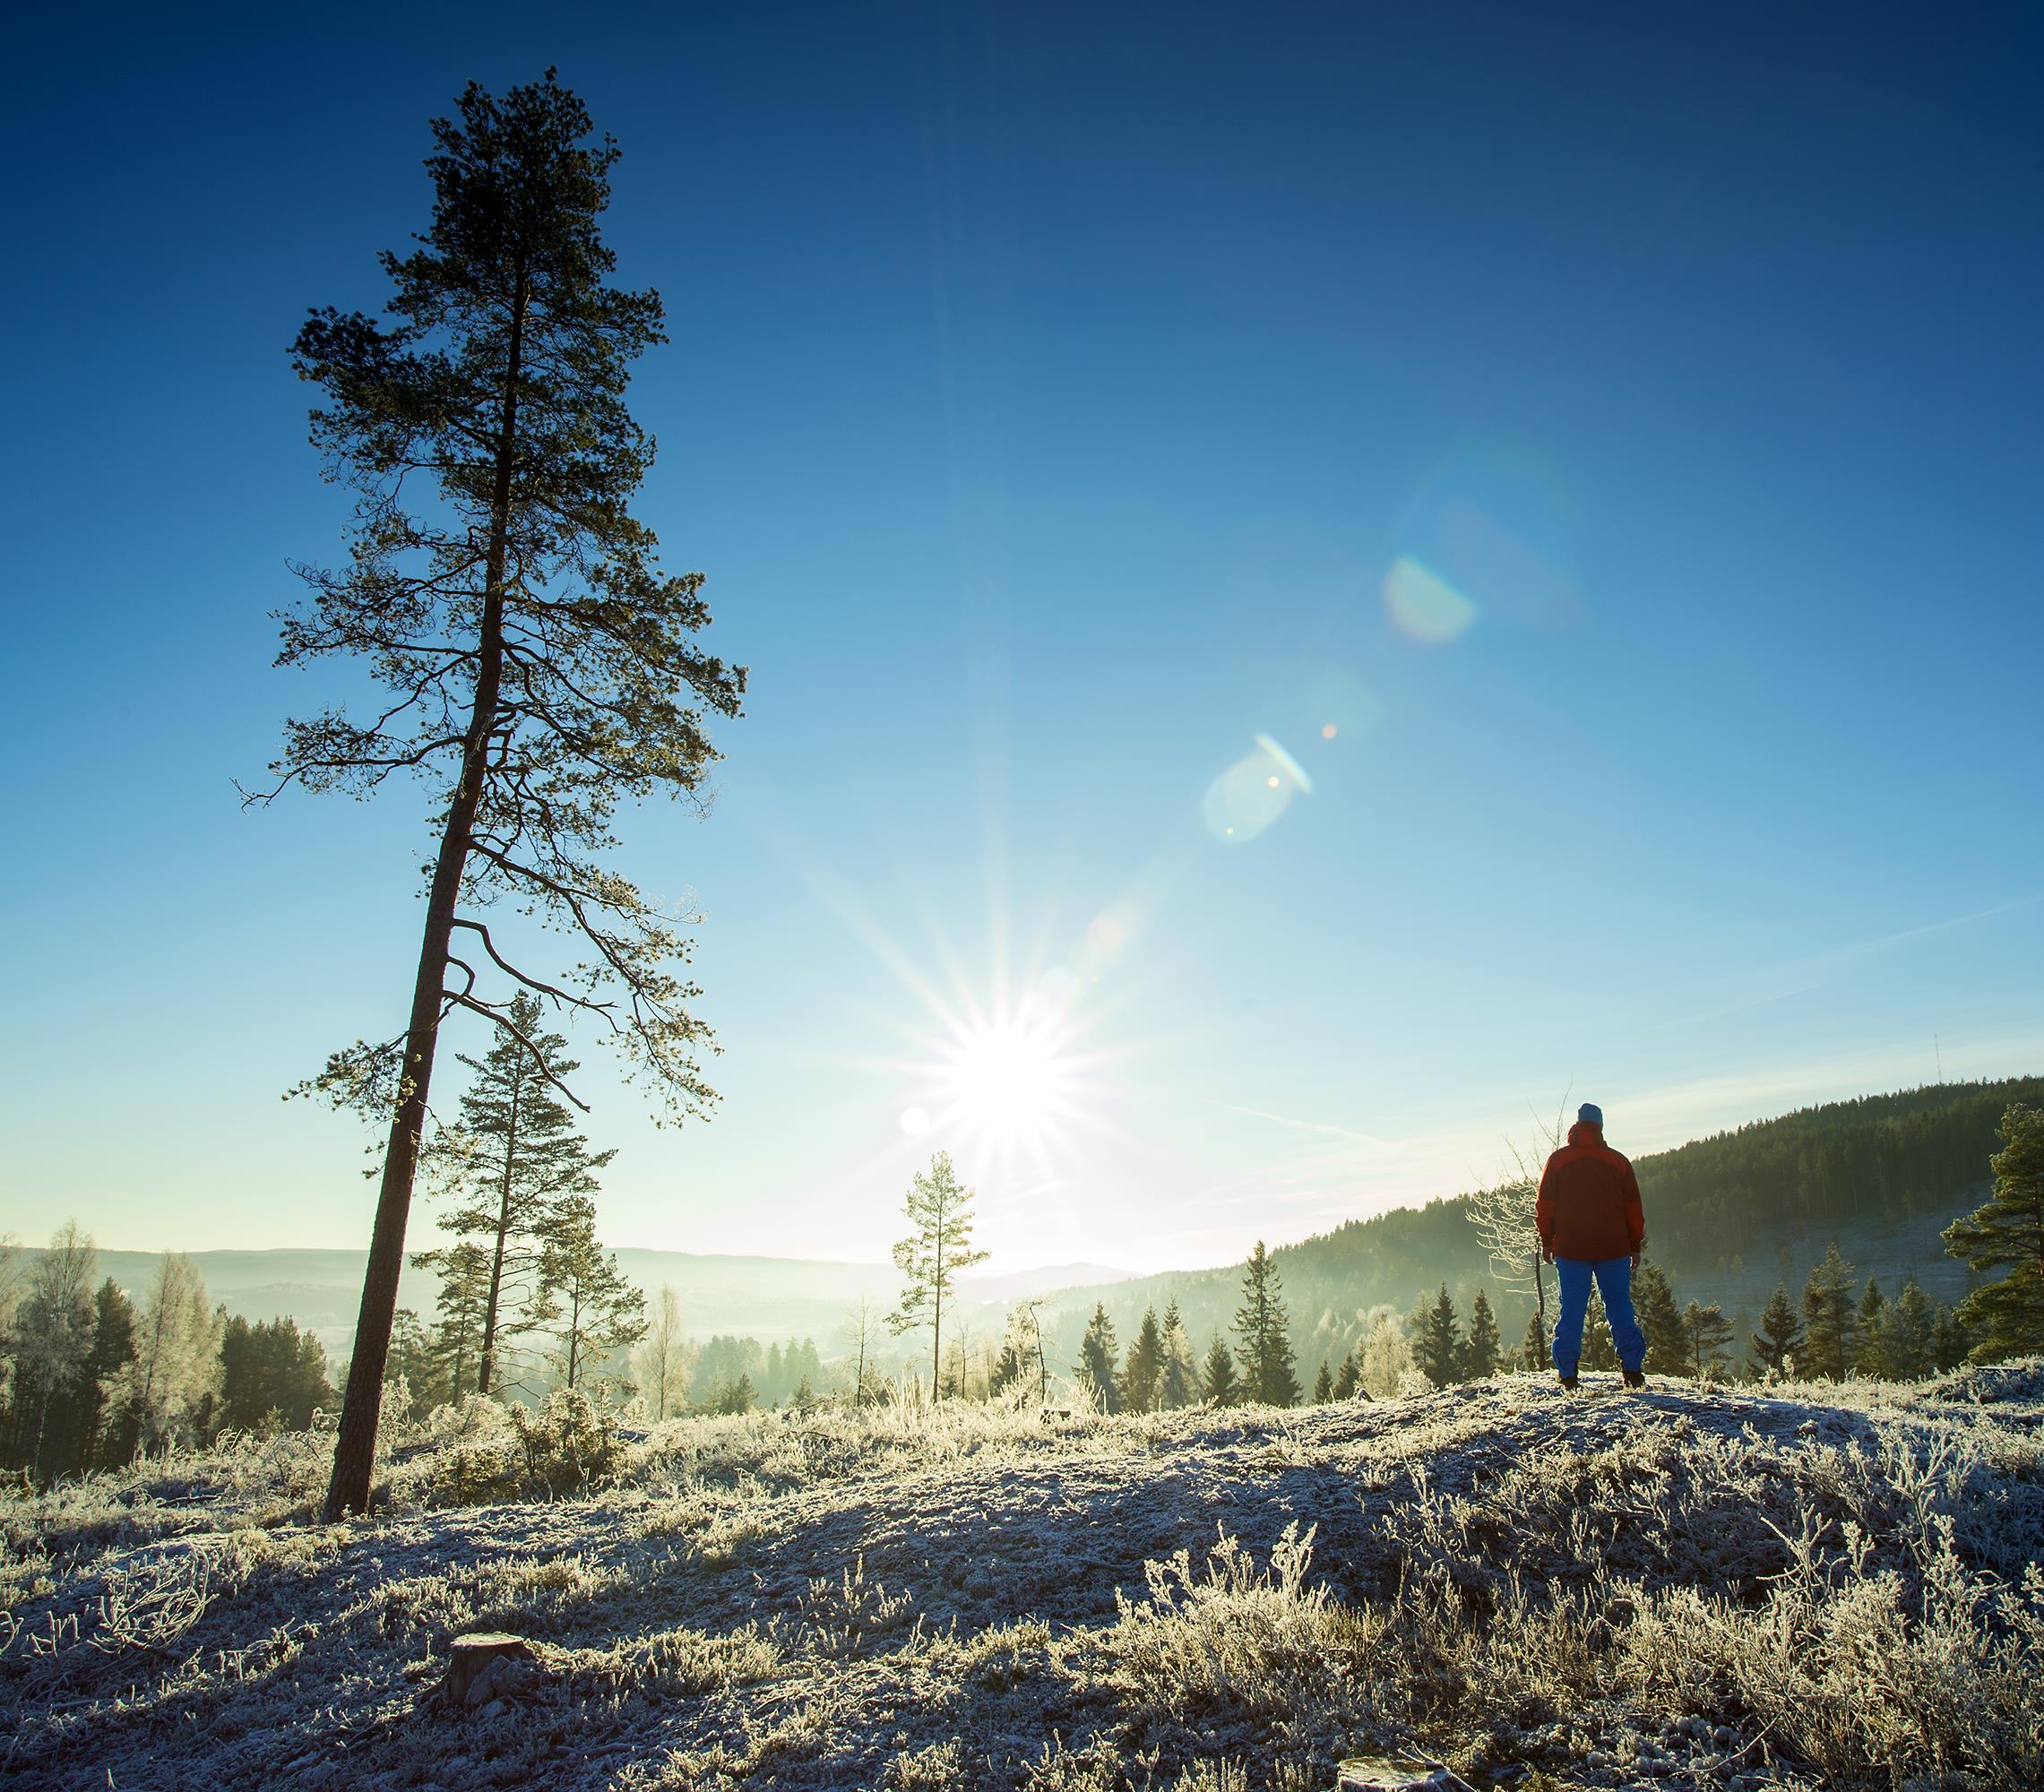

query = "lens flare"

[
  {"left": 1203, "top": 735, "right": 1313, "bottom": 843},
  {"left": 1384, "top": 555, "right": 1479, "bottom": 644}
]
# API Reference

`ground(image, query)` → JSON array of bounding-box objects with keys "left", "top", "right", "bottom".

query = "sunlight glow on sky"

[{"left": 2, "top": 4, "right": 2040, "bottom": 1273}]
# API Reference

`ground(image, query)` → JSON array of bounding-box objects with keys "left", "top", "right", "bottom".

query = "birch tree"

[
  {"left": 251, "top": 74, "right": 745, "bottom": 1517},
  {"left": 634, "top": 1284, "right": 690, "bottom": 1420},
  {"left": 104, "top": 1254, "right": 224, "bottom": 1459}
]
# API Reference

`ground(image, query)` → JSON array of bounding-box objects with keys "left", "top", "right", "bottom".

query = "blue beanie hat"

[{"left": 1578, "top": 1102, "right": 1603, "bottom": 1127}]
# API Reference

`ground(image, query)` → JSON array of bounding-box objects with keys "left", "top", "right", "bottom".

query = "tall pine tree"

[
  {"left": 887, "top": 1152, "right": 988, "bottom": 1401},
  {"left": 261, "top": 74, "right": 746, "bottom": 1520},
  {"left": 417, "top": 993, "right": 613, "bottom": 1395}
]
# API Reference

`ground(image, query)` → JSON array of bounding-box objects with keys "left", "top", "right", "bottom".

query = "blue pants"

[{"left": 1552, "top": 1257, "right": 1645, "bottom": 1375}]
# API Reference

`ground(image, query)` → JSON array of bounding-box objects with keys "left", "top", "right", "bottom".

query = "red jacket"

[{"left": 1536, "top": 1122, "right": 1645, "bottom": 1262}]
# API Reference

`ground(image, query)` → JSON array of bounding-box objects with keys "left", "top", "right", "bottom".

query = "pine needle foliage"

[
  {"left": 887, "top": 1153, "right": 988, "bottom": 1401},
  {"left": 1944, "top": 1102, "right": 2044, "bottom": 1361}
]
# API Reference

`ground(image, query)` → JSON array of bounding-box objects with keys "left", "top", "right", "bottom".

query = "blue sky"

[{"left": 3, "top": 3, "right": 2040, "bottom": 1271}]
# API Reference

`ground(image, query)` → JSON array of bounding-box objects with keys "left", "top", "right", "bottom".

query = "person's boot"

[
  {"left": 1622, "top": 1368, "right": 1646, "bottom": 1390},
  {"left": 1557, "top": 1373, "right": 1578, "bottom": 1391}
]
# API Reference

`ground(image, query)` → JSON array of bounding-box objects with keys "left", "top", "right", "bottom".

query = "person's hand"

[
  {"left": 1630, "top": 1252, "right": 1642, "bottom": 1270},
  {"left": 1542, "top": 1246, "right": 1555, "bottom": 1264}
]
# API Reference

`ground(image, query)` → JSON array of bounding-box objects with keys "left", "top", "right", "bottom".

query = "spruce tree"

[
  {"left": 1520, "top": 1311, "right": 1551, "bottom": 1372},
  {"left": 1680, "top": 1300, "right": 1733, "bottom": 1380},
  {"left": 1233, "top": 1242, "right": 1299, "bottom": 1406},
  {"left": 83, "top": 1279, "right": 139, "bottom": 1470},
  {"left": 1932, "top": 1302, "right": 1973, "bottom": 1371},
  {"left": 1414, "top": 1285, "right": 1462, "bottom": 1388},
  {"left": 1943, "top": 1103, "right": 2044, "bottom": 1360},
  {"left": 1749, "top": 1284, "right": 1804, "bottom": 1377},
  {"left": 261, "top": 74, "right": 746, "bottom": 1520},
  {"left": 1633, "top": 1261, "right": 1687, "bottom": 1375},
  {"left": 1332, "top": 1347, "right": 1361, "bottom": 1400},
  {"left": 1856, "top": 1279, "right": 1889, "bottom": 1377},
  {"left": 1462, "top": 1289, "right": 1501, "bottom": 1380},
  {"left": 1799, "top": 1245, "right": 1860, "bottom": 1379},
  {"left": 1118, "top": 1305, "right": 1165, "bottom": 1413},
  {"left": 1882, "top": 1277, "right": 1936, "bottom": 1381},
  {"left": 1159, "top": 1297, "right": 1201, "bottom": 1409},
  {"left": 1202, "top": 1330, "right": 1240, "bottom": 1405},
  {"left": 888, "top": 1152, "right": 989, "bottom": 1401},
  {"left": 1078, "top": 1304, "right": 1121, "bottom": 1412}
]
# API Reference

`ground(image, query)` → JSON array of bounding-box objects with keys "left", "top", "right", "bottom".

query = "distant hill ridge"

[
  {"left": 88, "top": 1076, "right": 2035, "bottom": 1367},
  {"left": 1023, "top": 1075, "right": 2043, "bottom": 1374}
]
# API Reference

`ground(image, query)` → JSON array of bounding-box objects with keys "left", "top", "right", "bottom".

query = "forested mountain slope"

[{"left": 1037, "top": 1077, "right": 2041, "bottom": 1375}]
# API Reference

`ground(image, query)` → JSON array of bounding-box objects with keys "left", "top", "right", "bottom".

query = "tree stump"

[
  {"left": 441, "top": 1633, "right": 532, "bottom": 1709},
  {"left": 1336, "top": 1761, "right": 1478, "bottom": 1792}
]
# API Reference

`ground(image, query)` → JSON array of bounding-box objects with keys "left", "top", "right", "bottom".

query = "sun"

[{"left": 939, "top": 1013, "right": 1068, "bottom": 1146}]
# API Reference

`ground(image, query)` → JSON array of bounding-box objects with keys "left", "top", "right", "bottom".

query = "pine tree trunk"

[
  {"left": 477, "top": 1071, "right": 522, "bottom": 1396},
  {"left": 323, "top": 271, "right": 526, "bottom": 1522}
]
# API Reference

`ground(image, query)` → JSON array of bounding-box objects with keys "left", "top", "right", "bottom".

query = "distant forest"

[{"left": 1038, "top": 1077, "right": 2042, "bottom": 1378}]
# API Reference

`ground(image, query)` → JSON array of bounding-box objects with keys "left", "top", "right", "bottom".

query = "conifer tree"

[
  {"left": 260, "top": 74, "right": 746, "bottom": 1520},
  {"left": 1233, "top": 1242, "right": 1298, "bottom": 1406},
  {"left": 541, "top": 1193, "right": 647, "bottom": 1389},
  {"left": 427, "top": 1240, "right": 496, "bottom": 1400},
  {"left": 83, "top": 1279, "right": 140, "bottom": 1470},
  {"left": 1202, "top": 1330, "right": 1240, "bottom": 1405},
  {"left": 1118, "top": 1305, "right": 1165, "bottom": 1413},
  {"left": 1520, "top": 1311, "right": 1551, "bottom": 1372},
  {"left": 417, "top": 993, "right": 614, "bottom": 1395},
  {"left": 1882, "top": 1277, "right": 1936, "bottom": 1381},
  {"left": 1679, "top": 1300, "right": 1733, "bottom": 1380},
  {"left": 384, "top": 1308, "right": 445, "bottom": 1416},
  {"left": 1749, "top": 1284, "right": 1804, "bottom": 1377},
  {"left": 888, "top": 1152, "right": 988, "bottom": 1401},
  {"left": 1078, "top": 1304, "right": 1121, "bottom": 1412},
  {"left": 1943, "top": 1102, "right": 2044, "bottom": 1360},
  {"left": 1332, "top": 1345, "right": 1361, "bottom": 1400},
  {"left": 1799, "top": 1244, "right": 1861, "bottom": 1378},
  {"left": 1414, "top": 1285, "right": 1462, "bottom": 1389},
  {"left": 1159, "top": 1297, "right": 1200, "bottom": 1409},
  {"left": 1633, "top": 1261, "right": 1687, "bottom": 1375},
  {"left": 1580, "top": 1292, "right": 1619, "bottom": 1371},
  {"left": 1312, "top": 1358, "right": 1334, "bottom": 1403},
  {"left": 1932, "top": 1302, "right": 1973, "bottom": 1371},
  {"left": 1856, "top": 1279, "right": 1889, "bottom": 1376},
  {"left": 1462, "top": 1289, "right": 1501, "bottom": 1380}
]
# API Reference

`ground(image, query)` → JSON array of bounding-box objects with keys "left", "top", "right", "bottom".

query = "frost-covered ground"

[{"left": 4, "top": 1366, "right": 2042, "bottom": 1791}]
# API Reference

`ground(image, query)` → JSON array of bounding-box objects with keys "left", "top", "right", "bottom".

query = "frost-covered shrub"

[{"left": 1105, "top": 1523, "right": 1381, "bottom": 1732}]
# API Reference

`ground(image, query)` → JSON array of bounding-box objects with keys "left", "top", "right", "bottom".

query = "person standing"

[{"left": 1537, "top": 1102, "right": 1648, "bottom": 1389}]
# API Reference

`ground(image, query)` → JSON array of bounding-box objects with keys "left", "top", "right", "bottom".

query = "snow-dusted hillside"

[{"left": 4, "top": 1368, "right": 2040, "bottom": 1790}]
